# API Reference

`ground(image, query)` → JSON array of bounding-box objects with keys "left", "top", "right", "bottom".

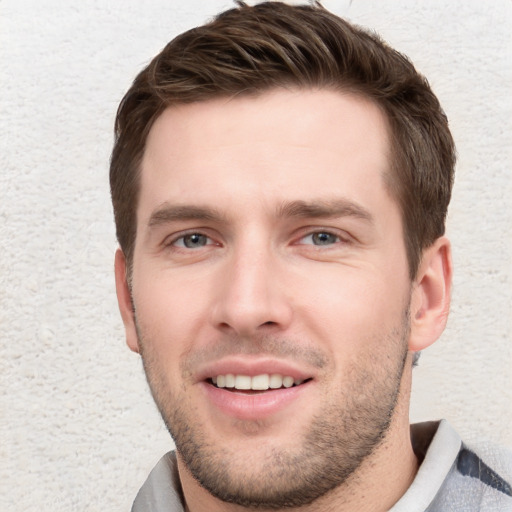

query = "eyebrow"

[
  {"left": 147, "top": 198, "right": 373, "bottom": 228},
  {"left": 277, "top": 199, "right": 374, "bottom": 223},
  {"left": 148, "top": 204, "right": 226, "bottom": 228}
]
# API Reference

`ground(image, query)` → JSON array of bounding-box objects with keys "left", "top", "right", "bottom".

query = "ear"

[
  {"left": 114, "top": 248, "right": 140, "bottom": 353},
  {"left": 409, "top": 236, "right": 452, "bottom": 352}
]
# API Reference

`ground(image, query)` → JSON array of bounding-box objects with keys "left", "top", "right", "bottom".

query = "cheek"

[
  {"left": 296, "top": 265, "right": 380, "bottom": 315},
  {"left": 132, "top": 270, "right": 211, "bottom": 362},
  {"left": 294, "top": 265, "right": 408, "bottom": 350}
]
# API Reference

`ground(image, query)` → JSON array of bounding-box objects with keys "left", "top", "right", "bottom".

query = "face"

[{"left": 123, "top": 89, "right": 415, "bottom": 507}]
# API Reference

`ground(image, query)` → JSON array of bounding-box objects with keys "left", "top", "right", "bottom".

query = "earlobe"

[
  {"left": 114, "top": 249, "right": 140, "bottom": 353},
  {"left": 409, "top": 236, "right": 452, "bottom": 352}
]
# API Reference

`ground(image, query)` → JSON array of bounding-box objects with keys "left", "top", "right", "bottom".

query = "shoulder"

[
  {"left": 131, "top": 451, "right": 185, "bottom": 512},
  {"left": 392, "top": 420, "right": 512, "bottom": 512},
  {"left": 456, "top": 439, "right": 512, "bottom": 498},
  {"left": 425, "top": 421, "right": 512, "bottom": 512}
]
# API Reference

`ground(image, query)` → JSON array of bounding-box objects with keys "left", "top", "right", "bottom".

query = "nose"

[{"left": 210, "top": 242, "right": 293, "bottom": 336}]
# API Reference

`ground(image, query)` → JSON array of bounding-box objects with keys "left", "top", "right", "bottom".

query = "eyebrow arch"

[
  {"left": 277, "top": 199, "right": 374, "bottom": 223},
  {"left": 147, "top": 198, "right": 373, "bottom": 228},
  {"left": 148, "top": 203, "right": 226, "bottom": 228}
]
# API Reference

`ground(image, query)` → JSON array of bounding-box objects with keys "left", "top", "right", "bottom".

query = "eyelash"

[
  {"left": 164, "top": 228, "right": 349, "bottom": 252},
  {"left": 165, "top": 231, "right": 217, "bottom": 250},
  {"left": 296, "top": 228, "right": 352, "bottom": 250}
]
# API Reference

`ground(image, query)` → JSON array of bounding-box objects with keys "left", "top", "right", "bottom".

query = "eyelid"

[
  {"left": 174, "top": 234, "right": 209, "bottom": 248},
  {"left": 163, "top": 228, "right": 220, "bottom": 248},
  {"left": 300, "top": 232, "right": 339, "bottom": 246},
  {"left": 293, "top": 227, "right": 352, "bottom": 246}
]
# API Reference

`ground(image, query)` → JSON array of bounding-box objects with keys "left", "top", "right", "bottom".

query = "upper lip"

[{"left": 194, "top": 356, "right": 316, "bottom": 383}]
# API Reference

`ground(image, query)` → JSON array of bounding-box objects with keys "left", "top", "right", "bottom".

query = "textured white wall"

[{"left": 1, "top": 1, "right": 511, "bottom": 510}]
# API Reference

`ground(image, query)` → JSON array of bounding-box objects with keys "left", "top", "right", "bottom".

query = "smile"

[
  {"left": 211, "top": 373, "right": 306, "bottom": 391},
  {"left": 201, "top": 369, "right": 314, "bottom": 420}
]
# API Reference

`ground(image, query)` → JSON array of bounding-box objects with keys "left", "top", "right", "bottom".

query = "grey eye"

[
  {"left": 181, "top": 233, "right": 208, "bottom": 248},
  {"left": 311, "top": 232, "right": 338, "bottom": 245}
]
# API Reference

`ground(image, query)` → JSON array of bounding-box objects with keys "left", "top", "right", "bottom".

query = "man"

[{"left": 110, "top": 2, "right": 512, "bottom": 511}]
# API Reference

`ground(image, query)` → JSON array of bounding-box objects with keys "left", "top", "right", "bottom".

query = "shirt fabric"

[{"left": 132, "top": 420, "right": 512, "bottom": 511}]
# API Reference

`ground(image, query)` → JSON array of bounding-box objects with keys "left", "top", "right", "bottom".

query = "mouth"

[
  {"left": 209, "top": 373, "right": 312, "bottom": 393},
  {"left": 197, "top": 359, "right": 316, "bottom": 420}
]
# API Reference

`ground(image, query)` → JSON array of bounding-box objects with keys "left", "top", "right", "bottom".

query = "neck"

[{"left": 180, "top": 360, "right": 418, "bottom": 512}]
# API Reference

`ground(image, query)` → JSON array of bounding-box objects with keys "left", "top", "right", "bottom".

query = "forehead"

[{"left": 139, "top": 88, "right": 393, "bottom": 223}]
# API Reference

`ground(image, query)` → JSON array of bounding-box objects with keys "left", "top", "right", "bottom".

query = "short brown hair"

[{"left": 110, "top": 1, "right": 455, "bottom": 278}]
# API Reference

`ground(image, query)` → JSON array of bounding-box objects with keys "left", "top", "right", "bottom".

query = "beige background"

[{"left": 1, "top": 0, "right": 511, "bottom": 510}]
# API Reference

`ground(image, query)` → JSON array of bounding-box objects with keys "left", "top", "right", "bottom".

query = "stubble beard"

[{"left": 136, "top": 311, "right": 410, "bottom": 509}]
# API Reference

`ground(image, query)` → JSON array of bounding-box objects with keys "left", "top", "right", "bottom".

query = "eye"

[
  {"left": 299, "top": 231, "right": 341, "bottom": 246},
  {"left": 172, "top": 233, "right": 210, "bottom": 249}
]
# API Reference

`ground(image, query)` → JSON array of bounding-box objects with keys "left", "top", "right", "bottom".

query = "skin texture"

[{"left": 115, "top": 89, "right": 452, "bottom": 511}]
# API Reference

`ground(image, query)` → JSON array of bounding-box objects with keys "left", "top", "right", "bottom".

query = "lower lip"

[{"left": 200, "top": 381, "right": 311, "bottom": 421}]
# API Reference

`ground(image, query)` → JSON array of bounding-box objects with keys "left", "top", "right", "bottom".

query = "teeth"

[
  {"left": 251, "top": 374, "right": 269, "bottom": 390},
  {"left": 212, "top": 373, "right": 304, "bottom": 391},
  {"left": 283, "top": 376, "right": 294, "bottom": 388},
  {"left": 269, "top": 374, "right": 283, "bottom": 389},
  {"left": 235, "top": 375, "right": 251, "bottom": 390}
]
